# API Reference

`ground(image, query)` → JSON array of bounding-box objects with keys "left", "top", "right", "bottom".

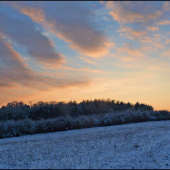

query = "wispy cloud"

[
  {"left": 147, "top": 27, "right": 159, "bottom": 31},
  {"left": 165, "top": 39, "right": 170, "bottom": 44},
  {"left": 157, "top": 20, "right": 170, "bottom": 25},
  {"left": 117, "top": 43, "right": 144, "bottom": 58},
  {"left": 103, "top": 16, "right": 110, "bottom": 21},
  {"left": 139, "top": 35, "right": 165, "bottom": 50},
  {"left": 105, "top": 1, "right": 169, "bottom": 57},
  {"left": 161, "top": 51, "right": 170, "bottom": 56},
  {"left": 79, "top": 57, "right": 96, "bottom": 65},
  {"left": 140, "top": 37, "right": 153, "bottom": 43},
  {"left": 117, "top": 26, "right": 147, "bottom": 40},
  {"left": 62, "top": 66, "right": 110, "bottom": 74},
  {"left": 163, "top": 2, "right": 170, "bottom": 11},
  {"left": 42, "top": 65, "right": 109, "bottom": 74}
]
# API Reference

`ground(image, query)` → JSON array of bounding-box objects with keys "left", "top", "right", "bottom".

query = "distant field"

[{"left": 0, "top": 120, "right": 170, "bottom": 169}]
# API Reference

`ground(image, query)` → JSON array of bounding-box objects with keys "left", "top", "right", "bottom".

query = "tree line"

[{"left": 0, "top": 99, "right": 153, "bottom": 121}]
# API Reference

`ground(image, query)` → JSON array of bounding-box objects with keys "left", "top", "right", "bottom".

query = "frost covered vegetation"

[
  {"left": 0, "top": 99, "right": 169, "bottom": 139},
  {"left": 0, "top": 120, "right": 170, "bottom": 169}
]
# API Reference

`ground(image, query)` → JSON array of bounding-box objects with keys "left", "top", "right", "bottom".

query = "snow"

[{"left": 0, "top": 120, "right": 170, "bottom": 169}]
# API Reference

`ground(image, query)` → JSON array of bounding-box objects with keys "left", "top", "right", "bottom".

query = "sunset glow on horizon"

[{"left": 0, "top": 1, "right": 170, "bottom": 111}]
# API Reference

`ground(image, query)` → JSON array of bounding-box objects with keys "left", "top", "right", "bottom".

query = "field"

[{"left": 0, "top": 120, "right": 170, "bottom": 169}]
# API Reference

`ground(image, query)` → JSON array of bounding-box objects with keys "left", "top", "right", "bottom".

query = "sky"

[{"left": 0, "top": 1, "right": 170, "bottom": 110}]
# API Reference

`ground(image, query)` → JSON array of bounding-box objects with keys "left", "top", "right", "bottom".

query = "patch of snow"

[{"left": 0, "top": 120, "right": 170, "bottom": 169}]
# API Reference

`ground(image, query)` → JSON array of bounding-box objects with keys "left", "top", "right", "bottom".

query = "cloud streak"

[
  {"left": 10, "top": 1, "right": 112, "bottom": 58},
  {"left": 79, "top": 57, "right": 96, "bottom": 65},
  {"left": 42, "top": 65, "right": 109, "bottom": 74},
  {"left": 0, "top": 10, "right": 65, "bottom": 66},
  {"left": 0, "top": 36, "right": 90, "bottom": 90}
]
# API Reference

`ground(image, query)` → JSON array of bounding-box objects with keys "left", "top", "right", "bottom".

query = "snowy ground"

[{"left": 0, "top": 120, "right": 170, "bottom": 169}]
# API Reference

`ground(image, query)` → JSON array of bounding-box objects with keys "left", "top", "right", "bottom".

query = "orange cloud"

[
  {"left": 162, "top": 51, "right": 170, "bottom": 56},
  {"left": 117, "top": 43, "right": 144, "bottom": 57},
  {"left": 138, "top": 34, "right": 164, "bottom": 51},
  {"left": 120, "top": 56, "right": 137, "bottom": 62},
  {"left": 79, "top": 57, "right": 96, "bottom": 65},
  {"left": 147, "top": 27, "right": 159, "bottom": 31},
  {"left": 148, "top": 63, "right": 170, "bottom": 72},
  {"left": 157, "top": 20, "right": 170, "bottom": 25},
  {"left": 163, "top": 2, "right": 170, "bottom": 11},
  {"left": 64, "top": 66, "right": 110, "bottom": 74},
  {"left": 20, "top": 7, "right": 46, "bottom": 23},
  {"left": 140, "top": 37, "right": 153, "bottom": 43},
  {"left": 165, "top": 39, "right": 170, "bottom": 44},
  {"left": 117, "top": 26, "right": 147, "bottom": 40},
  {"left": 154, "top": 43, "right": 164, "bottom": 49},
  {"left": 106, "top": 1, "right": 162, "bottom": 23},
  {"left": 53, "top": 65, "right": 110, "bottom": 74}
]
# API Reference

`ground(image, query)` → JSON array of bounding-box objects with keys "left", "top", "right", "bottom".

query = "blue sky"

[{"left": 0, "top": 1, "right": 170, "bottom": 110}]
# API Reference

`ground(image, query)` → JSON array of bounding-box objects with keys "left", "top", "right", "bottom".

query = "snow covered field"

[{"left": 0, "top": 120, "right": 170, "bottom": 169}]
